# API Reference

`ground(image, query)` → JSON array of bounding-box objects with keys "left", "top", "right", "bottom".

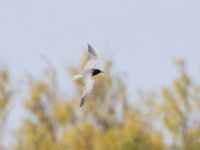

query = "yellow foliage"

[
  {"left": 12, "top": 56, "right": 200, "bottom": 150},
  {"left": 53, "top": 101, "right": 72, "bottom": 125},
  {"left": 64, "top": 123, "right": 98, "bottom": 150},
  {"left": 0, "top": 98, "right": 7, "bottom": 109}
]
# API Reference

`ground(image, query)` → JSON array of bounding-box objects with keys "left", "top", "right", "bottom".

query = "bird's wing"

[
  {"left": 80, "top": 74, "right": 94, "bottom": 107},
  {"left": 83, "top": 44, "right": 98, "bottom": 71},
  {"left": 88, "top": 44, "right": 97, "bottom": 59}
]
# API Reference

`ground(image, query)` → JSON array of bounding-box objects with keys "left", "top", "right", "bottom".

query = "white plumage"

[{"left": 73, "top": 44, "right": 103, "bottom": 107}]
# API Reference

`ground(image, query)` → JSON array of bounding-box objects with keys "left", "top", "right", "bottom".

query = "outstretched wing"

[
  {"left": 88, "top": 43, "right": 97, "bottom": 59},
  {"left": 80, "top": 74, "right": 94, "bottom": 107},
  {"left": 83, "top": 44, "right": 98, "bottom": 71}
]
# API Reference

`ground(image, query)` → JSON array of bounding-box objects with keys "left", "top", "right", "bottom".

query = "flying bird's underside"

[{"left": 73, "top": 44, "right": 104, "bottom": 107}]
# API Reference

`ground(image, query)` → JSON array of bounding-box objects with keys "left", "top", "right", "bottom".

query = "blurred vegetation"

[
  {"left": 0, "top": 54, "right": 199, "bottom": 150},
  {"left": 0, "top": 68, "right": 13, "bottom": 149},
  {"left": 143, "top": 60, "right": 200, "bottom": 150}
]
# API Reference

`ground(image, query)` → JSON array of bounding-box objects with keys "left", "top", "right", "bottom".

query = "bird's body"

[{"left": 73, "top": 44, "right": 103, "bottom": 107}]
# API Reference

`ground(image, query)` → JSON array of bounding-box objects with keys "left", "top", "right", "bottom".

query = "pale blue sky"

[
  {"left": 0, "top": 0, "right": 200, "bottom": 90},
  {"left": 0, "top": 0, "right": 200, "bottom": 146}
]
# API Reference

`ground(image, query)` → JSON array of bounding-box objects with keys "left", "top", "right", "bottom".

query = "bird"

[{"left": 73, "top": 44, "right": 104, "bottom": 107}]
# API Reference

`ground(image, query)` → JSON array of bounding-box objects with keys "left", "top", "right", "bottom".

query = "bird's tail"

[{"left": 73, "top": 74, "right": 83, "bottom": 81}]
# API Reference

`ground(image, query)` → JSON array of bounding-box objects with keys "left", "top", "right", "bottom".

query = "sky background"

[
  {"left": 1, "top": 0, "right": 200, "bottom": 90},
  {"left": 0, "top": 0, "right": 200, "bottom": 145}
]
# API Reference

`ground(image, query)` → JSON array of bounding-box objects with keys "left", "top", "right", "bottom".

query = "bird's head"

[{"left": 92, "top": 69, "right": 104, "bottom": 76}]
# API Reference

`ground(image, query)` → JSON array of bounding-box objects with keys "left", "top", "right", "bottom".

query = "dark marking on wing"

[
  {"left": 88, "top": 44, "right": 97, "bottom": 57},
  {"left": 80, "top": 95, "right": 87, "bottom": 107}
]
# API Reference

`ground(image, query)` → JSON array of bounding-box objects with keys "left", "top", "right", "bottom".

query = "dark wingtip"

[
  {"left": 87, "top": 43, "right": 92, "bottom": 49},
  {"left": 79, "top": 98, "right": 84, "bottom": 107},
  {"left": 80, "top": 103, "right": 83, "bottom": 107},
  {"left": 87, "top": 43, "right": 97, "bottom": 57}
]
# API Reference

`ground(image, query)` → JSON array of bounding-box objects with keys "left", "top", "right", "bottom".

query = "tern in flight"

[{"left": 73, "top": 44, "right": 104, "bottom": 107}]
